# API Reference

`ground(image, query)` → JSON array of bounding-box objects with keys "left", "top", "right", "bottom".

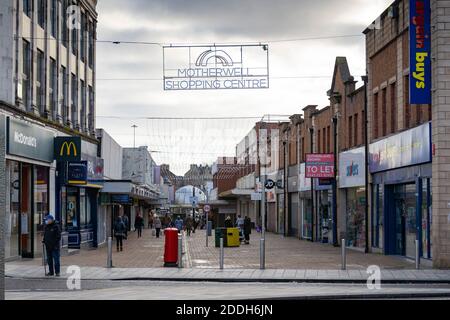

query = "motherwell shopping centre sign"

[
  {"left": 163, "top": 44, "right": 269, "bottom": 90},
  {"left": 305, "top": 154, "right": 335, "bottom": 178},
  {"left": 409, "top": 0, "right": 431, "bottom": 104}
]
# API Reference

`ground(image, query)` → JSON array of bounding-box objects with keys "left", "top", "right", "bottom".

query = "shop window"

[
  {"left": 66, "top": 187, "right": 78, "bottom": 228},
  {"left": 80, "top": 189, "right": 86, "bottom": 226},
  {"left": 20, "top": 164, "right": 33, "bottom": 257},
  {"left": 372, "top": 184, "right": 383, "bottom": 249},
  {"left": 345, "top": 188, "right": 366, "bottom": 248},
  {"left": 34, "top": 166, "right": 49, "bottom": 254},
  {"left": 6, "top": 161, "right": 20, "bottom": 258}
]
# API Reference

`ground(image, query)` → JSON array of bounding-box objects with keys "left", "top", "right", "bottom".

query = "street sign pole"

[{"left": 260, "top": 174, "right": 266, "bottom": 270}]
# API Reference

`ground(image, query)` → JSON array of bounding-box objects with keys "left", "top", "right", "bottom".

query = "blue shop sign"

[
  {"left": 409, "top": 0, "right": 431, "bottom": 104},
  {"left": 111, "top": 194, "right": 132, "bottom": 205},
  {"left": 67, "top": 161, "right": 88, "bottom": 184},
  {"left": 369, "top": 122, "right": 431, "bottom": 173}
]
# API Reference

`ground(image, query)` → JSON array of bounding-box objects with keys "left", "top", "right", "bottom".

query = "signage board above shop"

[
  {"left": 54, "top": 136, "right": 81, "bottom": 162},
  {"left": 369, "top": 122, "right": 431, "bottom": 173},
  {"left": 163, "top": 44, "right": 269, "bottom": 90},
  {"left": 339, "top": 147, "right": 366, "bottom": 188},
  {"left": 67, "top": 161, "right": 88, "bottom": 185},
  {"left": 305, "top": 154, "right": 335, "bottom": 178},
  {"left": 6, "top": 117, "right": 54, "bottom": 163},
  {"left": 409, "top": 0, "right": 431, "bottom": 104}
]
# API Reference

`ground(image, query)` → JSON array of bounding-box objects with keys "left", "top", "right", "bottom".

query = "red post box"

[{"left": 164, "top": 228, "right": 179, "bottom": 267}]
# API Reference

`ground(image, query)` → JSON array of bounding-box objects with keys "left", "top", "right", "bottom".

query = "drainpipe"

[
  {"left": 362, "top": 75, "right": 370, "bottom": 254},
  {"left": 332, "top": 116, "right": 338, "bottom": 247}
]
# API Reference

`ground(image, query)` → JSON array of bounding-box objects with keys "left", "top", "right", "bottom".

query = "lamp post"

[
  {"left": 362, "top": 75, "right": 370, "bottom": 254},
  {"left": 309, "top": 127, "right": 314, "bottom": 242},
  {"left": 131, "top": 124, "right": 138, "bottom": 149}
]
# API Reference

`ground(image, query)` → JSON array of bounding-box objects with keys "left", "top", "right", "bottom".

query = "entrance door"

[
  {"left": 393, "top": 184, "right": 417, "bottom": 258},
  {"left": 394, "top": 198, "right": 406, "bottom": 256},
  {"left": 20, "top": 164, "right": 33, "bottom": 258}
]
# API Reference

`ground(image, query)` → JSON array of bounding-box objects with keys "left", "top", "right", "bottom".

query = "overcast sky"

[{"left": 95, "top": 0, "right": 393, "bottom": 176}]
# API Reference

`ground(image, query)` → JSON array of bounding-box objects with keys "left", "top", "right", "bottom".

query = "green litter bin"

[{"left": 215, "top": 228, "right": 228, "bottom": 247}]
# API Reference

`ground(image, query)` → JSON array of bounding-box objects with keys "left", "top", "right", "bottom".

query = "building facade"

[{"left": 1, "top": 0, "right": 100, "bottom": 259}]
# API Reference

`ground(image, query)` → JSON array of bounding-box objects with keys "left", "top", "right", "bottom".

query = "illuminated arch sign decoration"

[
  {"left": 409, "top": 0, "right": 431, "bottom": 104},
  {"left": 163, "top": 44, "right": 269, "bottom": 90}
]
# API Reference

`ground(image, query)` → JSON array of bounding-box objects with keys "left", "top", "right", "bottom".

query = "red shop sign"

[{"left": 305, "top": 154, "right": 335, "bottom": 178}]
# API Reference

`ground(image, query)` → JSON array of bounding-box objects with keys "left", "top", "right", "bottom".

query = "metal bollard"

[
  {"left": 178, "top": 233, "right": 183, "bottom": 268},
  {"left": 260, "top": 238, "right": 265, "bottom": 270},
  {"left": 341, "top": 239, "right": 346, "bottom": 270},
  {"left": 107, "top": 237, "right": 113, "bottom": 268},
  {"left": 415, "top": 239, "right": 420, "bottom": 270},
  {"left": 219, "top": 237, "right": 224, "bottom": 269}
]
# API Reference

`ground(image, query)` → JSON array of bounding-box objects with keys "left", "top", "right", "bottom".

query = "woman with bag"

[{"left": 114, "top": 216, "right": 126, "bottom": 252}]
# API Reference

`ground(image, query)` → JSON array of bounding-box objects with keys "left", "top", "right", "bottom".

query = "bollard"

[
  {"left": 260, "top": 238, "right": 265, "bottom": 270},
  {"left": 415, "top": 239, "right": 420, "bottom": 270},
  {"left": 219, "top": 237, "right": 224, "bottom": 269},
  {"left": 178, "top": 233, "right": 183, "bottom": 268},
  {"left": 107, "top": 237, "right": 113, "bottom": 268},
  {"left": 341, "top": 238, "right": 346, "bottom": 270}
]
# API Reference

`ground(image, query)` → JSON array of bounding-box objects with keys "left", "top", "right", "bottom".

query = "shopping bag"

[{"left": 152, "top": 229, "right": 156, "bottom": 236}]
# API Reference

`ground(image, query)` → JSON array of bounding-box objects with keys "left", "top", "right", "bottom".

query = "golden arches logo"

[{"left": 60, "top": 141, "right": 78, "bottom": 156}]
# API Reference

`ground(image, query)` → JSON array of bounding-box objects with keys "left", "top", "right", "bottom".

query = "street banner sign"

[
  {"left": 163, "top": 44, "right": 269, "bottom": 90},
  {"left": 251, "top": 192, "right": 262, "bottom": 201},
  {"left": 305, "top": 154, "right": 335, "bottom": 178},
  {"left": 264, "top": 179, "right": 275, "bottom": 189},
  {"left": 409, "top": 0, "right": 431, "bottom": 104}
]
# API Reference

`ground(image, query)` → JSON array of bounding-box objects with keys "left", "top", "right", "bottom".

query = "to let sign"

[{"left": 305, "top": 154, "right": 335, "bottom": 178}]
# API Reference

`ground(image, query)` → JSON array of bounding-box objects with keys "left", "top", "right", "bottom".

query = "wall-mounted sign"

[
  {"left": 67, "top": 161, "right": 88, "bottom": 185},
  {"left": 163, "top": 44, "right": 269, "bottom": 90},
  {"left": 83, "top": 154, "right": 104, "bottom": 180},
  {"left": 305, "top": 154, "right": 335, "bottom": 178},
  {"left": 54, "top": 136, "right": 81, "bottom": 162},
  {"left": 298, "top": 163, "right": 311, "bottom": 191},
  {"left": 369, "top": 122, "right": 431, "bottom": 173},
  {"left": 111, "top": 194, "right": 132, "bottom": 205},
  {"left": 7, "top": 117, "right": 54, "bottom": 163},
  {"left": 339, "top": 147, "right": 365, "bottom": 188},
  {"left": 409, "top": 0, "right": 431, "bottom": 104}
]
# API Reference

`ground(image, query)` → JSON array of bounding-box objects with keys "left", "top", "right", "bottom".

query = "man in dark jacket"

[
  {"left": 43, "top": 214, "right": 61, "bottom": 276},
  {"left": 114, "top": 216, "right": 126, "bottom": 252},
  {"left": 243, "top": 216, "right": 252, "bottom": 245}
]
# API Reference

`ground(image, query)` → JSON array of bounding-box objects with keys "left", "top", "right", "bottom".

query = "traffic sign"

[
  {"left": 264, "top": 179, "right": 275, "bottom": 189},
  {"left": 251, "top": 192, "right": 262, "bottom": 201},
  {"left": 204, "top": 204, "right": 211, "bottom": 212}
]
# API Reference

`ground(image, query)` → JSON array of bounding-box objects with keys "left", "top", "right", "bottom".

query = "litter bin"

[
  {"left": 164, "top": 228, "right": 179, "bottom": 267},
  {"left": 215, "top": 228, "right": 227, "bottom": 247},
  {"left": 226, "top": 228, "right": 240, "bottom": 247}
]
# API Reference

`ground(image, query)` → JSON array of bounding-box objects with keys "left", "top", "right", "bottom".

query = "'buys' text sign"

[
  {"left": 409, "top": 0, "right": 431, "bottom": 104},
  {"left": 305, "top": 154, "right": 335, "bottom": 178}
]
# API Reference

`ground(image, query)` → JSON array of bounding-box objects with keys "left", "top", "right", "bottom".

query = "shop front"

[
  {"left": 370, "top": 122, "right": 432, "bottom": 260},
  {"left": 339, "top": 147, "right": 366, "bottom": 250},
  {"left": 55, "top": 137, "right": 104, "bottom": 249},
  {"left": 4, "top": 116, "right": 55, "bottom": 259},
  {"left": 316, "top": 180, "right": 332, "bottom": 244}
]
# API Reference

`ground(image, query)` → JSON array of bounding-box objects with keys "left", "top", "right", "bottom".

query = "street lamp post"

[
  {"left": 131, "top": 124, "right": 138, "bottom": 148},
  {"left": 309, "top": 127, "right": 314, "bottom": 242},
  {"left": 362, "top": 75, "right": 370, "bottom": 254}
]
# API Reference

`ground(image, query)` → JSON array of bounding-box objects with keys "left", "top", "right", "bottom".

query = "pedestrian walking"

[
  {"left": 174, "top": 216, "right": 184, "bottom": 233},
  {"left": 193, "top": 216, "right": 200, "bottom": 233},
  {"left": 154, "top": 216, "right": 162, "bottom": 238},
  {"left": 114, "top": 216, "right": 126, "bottom": 252},
  {"left": 148, "top": 211, "right": 154, "bottom": 229},
  {"left": 243, "top": 216, "right": 252, "bottom": 244},
  {"left": 42, "top": 214, "right": 61, "bottom": 277},
  {"left": 134, "top": 214, "right": 144, "bottom": 238},
  {"left": 185, "top": 215, "right": 193, "bottom": 236},
  {"left": 122, "top": 214, "right": 129, "bottom": 238},
  {"left": 236, "top": 215, "right": 245, "bottom": 242}
]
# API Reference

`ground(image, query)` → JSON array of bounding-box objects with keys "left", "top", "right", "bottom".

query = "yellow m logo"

[{"left": 60, "top": 142, "right": 78, "bottom": 156}]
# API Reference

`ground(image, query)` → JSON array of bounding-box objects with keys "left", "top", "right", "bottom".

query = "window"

[
  {"left": 80, "top": 80, "right": 86, "bottom": 129},
  {"left": 22, "top": 40, "right": 31, "bottom": 108},
  {"left": 416, "top": 103, "right": 422, "bottom": 125},
  {"left": 404, "top": 76, "right": 410, "bottom": 129},
  {"left": 71, "top": 73, "right": 78, "bottom": 124},
  {"left": 317, "top": 130, "right": 321, "bottom": 153},
  {"left": 390, "top": 83, "right": 397, "bottom": 133},
  {"left": 71, "top": 1, "right": 78, "bottom": 56},
  {"left": 354, "top": 113, "right": 358, "bottom": 146},
  {"left": 50, "top": 0, "right": 57, "bottom": 37},
  {"left": 80, "top": 13, "right": 86, "bottom": 62},
  {"left": 62, "top": 0, "right": 68, "bottom": 46},
  {"left": 88, "top": 86, "right": 93, "bottom": 131},
  {"left": 373, "top": 92, "right": 379, "bottom": 138},
  {"left": 327, "top": 126, "right": 331, "bottom": 153},
  {"left": 23, "top": 0, "right": 32, "bottom": 17},
  {"left": 62, "top": 66, "right": 68, "bottom": 121},
  {"left": 49, "top": 59, "right": 57, "bottom": 117},
  {"left": 348, "top": 116, "right": 353, "bottom": 147},
  {"left": 37, "top": 0, "right": 45, "bottom": 28},
  {"left": 36, "top": 50, "right": 45, "bottom": 114},
  {"left": 322, "top": 128, "right": 326, "bottom": 154},
  {"left": 88, "top": 22, "right": 94, "bottom": 68},
  {"left": 301, "top": 137, "right": 305, "bottom": 162},
  {"left": 381, "top": 88, "right": 387, "bottom": 136}
]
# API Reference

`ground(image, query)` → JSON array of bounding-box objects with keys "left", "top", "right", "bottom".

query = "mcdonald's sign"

[{"left": 54, "top": 137, "right": 82, "bottom": 161}]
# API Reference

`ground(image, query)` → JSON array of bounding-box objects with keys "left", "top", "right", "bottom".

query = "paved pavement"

[{"left": 6, "top": 281, "right": 450, "bottom": 300}]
